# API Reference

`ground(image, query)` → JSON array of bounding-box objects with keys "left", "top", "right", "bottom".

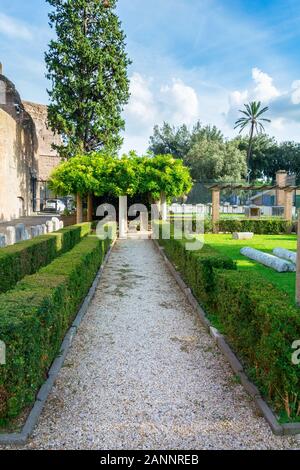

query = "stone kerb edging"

[
  {"left": 0, "top": 238, "right": 117, "bottom": 446},
  {"left": 152, "top": 240, "right": 300, "bottom": 437}
]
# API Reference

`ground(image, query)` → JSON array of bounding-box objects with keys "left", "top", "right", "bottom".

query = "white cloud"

[
  {"left": 229, "top": 89, "right": 248, "bottom": 107},
  {"left": 291, "top": 80, "right": 300, "bottom": 105},
  {"left": 269, "top": 117, "right": 286, "bottom": 131},
  {"left": 252, "top": 67, "right": 280, "bottom": 102},
  {"left": 123, "top": 74, "right": 200, "bottom": 153},
  {"left": 160, "top": 79, "right": 199, "bottom": 125},
  {"left": 0, "top": 13, "right": 32, "bottom": 41},
  {"left": 226, "top": 68, "right": 300, "bottom": 142},
  {"left": 126, "top": 73, "right": 157, "bottom": 126}
]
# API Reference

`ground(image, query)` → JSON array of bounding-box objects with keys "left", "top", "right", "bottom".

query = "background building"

[{"left": 0, "top": 66, "right": 61, "bottom": 221}]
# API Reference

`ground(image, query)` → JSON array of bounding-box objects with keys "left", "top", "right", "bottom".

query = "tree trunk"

[
  {"left": 76, "top": 193, "right": 83, "bottom": 224},
  {"left": 87, "top": 193, "right": 93, "bottom": 222},
  {"left": 247, "top": 124, "right": 254, "bottom": 183}
]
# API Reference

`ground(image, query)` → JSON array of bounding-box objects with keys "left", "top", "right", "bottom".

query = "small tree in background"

[
  {"left": 234, "top": 101, "right": 271, "bottom": 180},
  {"left": 45, "top": 0, "right": 131, "bottom": 157}
]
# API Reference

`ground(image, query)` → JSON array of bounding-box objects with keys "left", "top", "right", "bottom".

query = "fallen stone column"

[
  {"left": 273, "top": 247, "right": 297, "bottom": 265},
  {"left": 240, "top": 247, "right": 296, "bottom": 272}
]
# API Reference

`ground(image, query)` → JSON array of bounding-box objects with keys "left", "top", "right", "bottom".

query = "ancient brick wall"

[{"left": 0, "top": 74, "right": 62, "bottom": 221}]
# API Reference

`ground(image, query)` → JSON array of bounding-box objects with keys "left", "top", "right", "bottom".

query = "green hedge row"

[
  {"left": 0, "top": 223, "right": 92, "bottom": 294},
  {"left": 158, "top": 233, "right": 300, "bottom": 421},
  {"left": 169, "top": 217, "right": 292, "bottom": 234},
  {"left": 215, "top": 218, "right": 293, "bottom": 234},
  {"left": 158, "top": 235, "right": 236, "bottom": 307},
  {"left": 0, "top": 235, "right": 111, "bottom": 422}
]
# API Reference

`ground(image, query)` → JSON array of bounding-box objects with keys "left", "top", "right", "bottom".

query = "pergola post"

[
  {"left": 284, "top": 189, "right": 293, "bottom": 222},
  {"left": 76, "top": 193, "right": 83, "bottom": 224},
  {"left": 119, "top": 196, "right": 128, "bottom": 239},
  {"left": 296, "top": 211, "right": 300, "bottom": 307},
  {"left": 160, "top": 192, "right": 167, "bottom": 221},
  {"left": 87, "top": 193, "right": 93, "bottom": 222},
  {"left": 212, "top": 189, "right": 220, "bottom": 233}
]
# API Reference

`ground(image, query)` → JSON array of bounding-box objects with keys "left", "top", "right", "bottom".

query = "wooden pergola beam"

[
  {"left": 284, "top": 189, "right": 293, "bottom": 222},
  {"left": 212, "top": 189, "right": 220, "bottom": 233}
]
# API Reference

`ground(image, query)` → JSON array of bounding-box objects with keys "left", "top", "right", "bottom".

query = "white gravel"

[{"left": 2, "top": 239, "right": 299, "bottom": 450}]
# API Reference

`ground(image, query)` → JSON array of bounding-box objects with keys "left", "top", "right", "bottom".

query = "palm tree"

[{"left": 234, "top": 101, "right": 271, "bottom": 181}]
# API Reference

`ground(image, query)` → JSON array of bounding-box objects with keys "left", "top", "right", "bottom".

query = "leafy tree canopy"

[
  {"left": 140, "top": 154, "right": 193, "bottom": 202},
  {"left": 149, "top": 122, "right": 191, "bottom": 159},
  {"left": 148, "top": 119, "right": 300, "bottom": 183},
  {"left": 49, "top": 153, "right": 192, "bottom": 200},
  {"left": 185, "top": 139, "right": 247, "bottom": 182}
]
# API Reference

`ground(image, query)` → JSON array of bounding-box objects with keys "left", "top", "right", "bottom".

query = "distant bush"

[
  {"left": 215, "top": 218, "right": 293, "bottom": 234},
  {"left": 0, "top": 223, "right": 92, "bottom": 294},
  {"left": 0, "top": 235, "right": 111, "bottom": 423}
]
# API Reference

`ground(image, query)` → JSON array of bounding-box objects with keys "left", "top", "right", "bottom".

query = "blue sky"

[{"left": 1, "top": 0, "right": 300, "bottom": 153}]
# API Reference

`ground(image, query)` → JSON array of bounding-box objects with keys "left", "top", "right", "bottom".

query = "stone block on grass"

[
  {"left": 232, "top": 232, "right": 254, "bottom": 240},
  {"left": 241, "top": 247, "right": 295, "bottom": 272}
]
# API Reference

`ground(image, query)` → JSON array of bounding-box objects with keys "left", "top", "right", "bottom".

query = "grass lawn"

[{"left": 204, "top": 233, "right": 297, "bottom": 304}]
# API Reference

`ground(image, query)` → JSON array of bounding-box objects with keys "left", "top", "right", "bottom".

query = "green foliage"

[
  {"left": 158, "top": 231, "right": 300, "bottom": 420},
  {"left": 0, "top": 223, "right": 92, "bottom": 294},
  {"left": 148, "top": 121, "right": 246, "bottom": 182},
  {"left": 140, "top": 154, "right": 193, "bottom": 201},
  {"left": 215, "top": 218, "right": 292, "bottom": 235},
  {"left": 149, "top": 122, "right": 191, "bottom": 159},
  {"left": 214, "top": 270, "right": 300, "bottom": 420},
  {"left": 236, "top": 135, "right": 300, "bottom": 182},
  {"left": 190, "top": 122, "right": 224, "bottom": 145},
  {"left": 49, "top": 152, "right": 192, "bottom": 200},
  {"left": 185, "top": 139, "right": 247, "bottom": 182},
  {"left": 45, "top": 0, "right": 130, "bottom": 157},
  {"left": 0, "top": 235, "right": 112, "bottom": 422},
  {"left": 158, "top": 231, "right": 236, "bottom": 306}
]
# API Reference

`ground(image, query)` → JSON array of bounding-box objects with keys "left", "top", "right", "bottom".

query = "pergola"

[
  {"left": 209, "top": 183, "right": 300, "bottom": 226},
  {"left": 209, "top": 183, "right": 300, "bottom": 308}
]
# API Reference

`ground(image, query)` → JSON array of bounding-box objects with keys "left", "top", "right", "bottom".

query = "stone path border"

[
  {"left": 0, "top": 238, "right": 116, "bottom": 446},
  {"left": 152, "top": 240, "right": 300, "bottom": 437}
]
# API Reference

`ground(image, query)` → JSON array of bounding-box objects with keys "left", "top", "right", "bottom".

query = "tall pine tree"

[{"left": 45, "top": 0, "right": 131, "bottom": 158}]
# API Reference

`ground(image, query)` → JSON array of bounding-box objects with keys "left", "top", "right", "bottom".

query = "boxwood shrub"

[
  {"left": 158, "top": 232, "right": 300, "bottom": 421},
  {"left": 0, "top": 234, "right": 111, "bottom": 422},
  {"left": 0, "top": 222, "right": 92, "bottom": 294},
  {"left": 159, "top": 235, "right": 236, "bottom": 307},
  {"left": 214, "top": 270, "right": 300, "bottom": 420}
]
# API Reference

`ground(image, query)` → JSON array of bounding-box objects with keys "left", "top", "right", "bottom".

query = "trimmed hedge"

[
  {"left": 0, "top": 223, "right": 92, "bottom": 294},
  {"left": 215, "top": 218, "right": 293, "bottom": 234},
  {"left": 0, "top": 234, "right": 111, "bottom": 422},
  {"left": 159, "top": 235, "right": 236, "bottom": 306},
  {"left": 169, "top": 217, "right": 292, "bottom": 234},
  {"left": 214, "top": 270, "right": 300, "bottom": 420},
  {"left": 158, "top": 233, "right": 300, "bottom": 421}
]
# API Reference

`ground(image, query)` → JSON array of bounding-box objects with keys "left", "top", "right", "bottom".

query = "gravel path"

[{"left": 3, "top": 239, "right": 299, "bottom": 450}]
